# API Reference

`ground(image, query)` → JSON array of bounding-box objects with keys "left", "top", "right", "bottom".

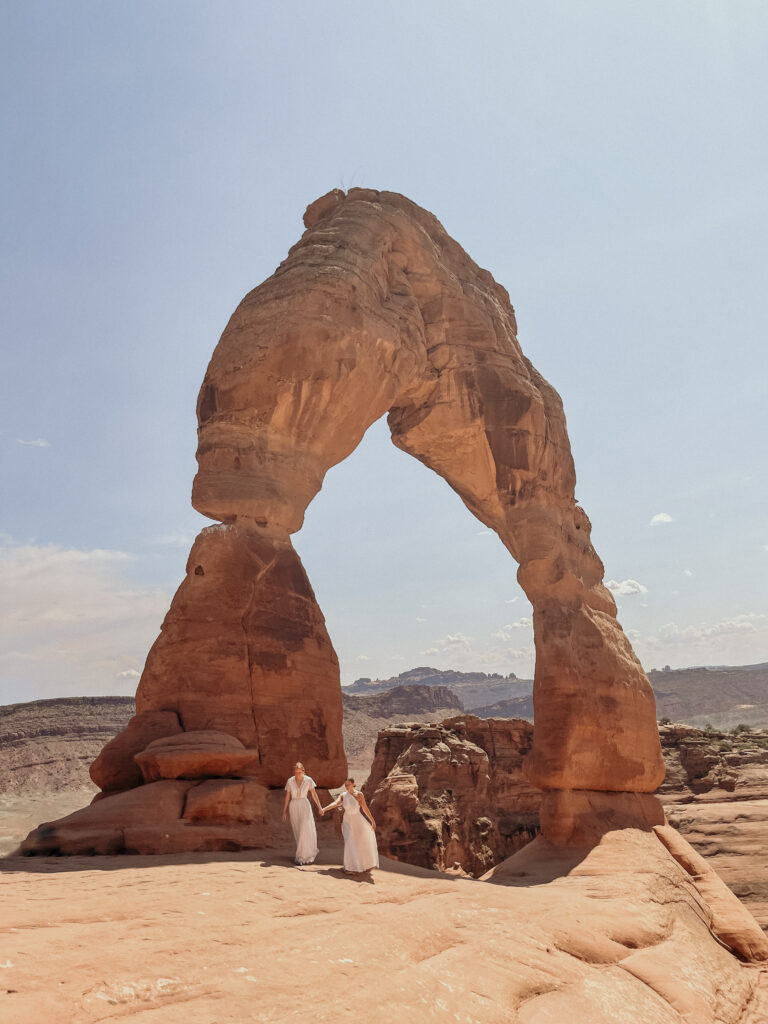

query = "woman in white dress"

[
  {"left": 282, "top": 761, "right": 323, "bottom": 865},
  {"left": 322, "top": 778, "right": 379, "bottom": 873}
]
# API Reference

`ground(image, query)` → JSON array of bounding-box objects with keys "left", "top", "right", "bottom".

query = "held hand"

[
  {"left": 319, "top": 807, "right": 325, "bottom": 816},
  {"left": 282, "top": 812, "right": 287, "bottom": 823}
]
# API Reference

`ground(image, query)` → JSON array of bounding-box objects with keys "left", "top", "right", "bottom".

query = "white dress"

[
  {"left": 285, "top": 775, "right": 319, "bottom": 865},
  {"left": 341, "top": 790, "right": 379, "bottom": 873}
]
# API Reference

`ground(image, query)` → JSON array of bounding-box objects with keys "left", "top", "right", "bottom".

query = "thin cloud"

[
  {"left": 16, "top": 437, "right": 51, "bottom": 448},
  {"left": 115, "top": 669, "right": 140, "bottom": 680},
  {"left": 649, "top": 512, "right": 673, "bottom": 526},
  {"left": 0, "top": 541, "right": 170, "bottom": 700},
  {"left": 606, "top": 578, "right": 648, "bottom": 596},
  {"left": 683, "top": 569, "right": 693, "bottom": 577},
  {"left": 491, "top": 618, "right": 533, "bottom": 641},
  {"left": 415, "top": 616, "right": 426, "bottom": 623}
]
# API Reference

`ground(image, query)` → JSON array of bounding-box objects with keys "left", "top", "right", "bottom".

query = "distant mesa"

[{"left": 20, "top": 188, "right": 665, "bottom": 855}]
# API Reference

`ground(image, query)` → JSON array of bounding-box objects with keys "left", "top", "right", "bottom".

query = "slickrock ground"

[
  {"left": 659, "top": 724, "right": 768, "bottom": 934},
  {"left": 2, "top": 830, "right": 767, "bottom": 1024},
  {"left": 364, "top": 717, "right": 768, "bottom": 937}
]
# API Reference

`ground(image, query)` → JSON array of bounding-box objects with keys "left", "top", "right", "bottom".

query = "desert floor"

[{"left": 3, "top": 829, "right": 768, "bottom": 1024}]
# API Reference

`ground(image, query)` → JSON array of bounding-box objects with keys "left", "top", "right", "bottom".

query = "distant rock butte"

[{"left": 22, "top": 188, "right": 665, "bottom": 853}]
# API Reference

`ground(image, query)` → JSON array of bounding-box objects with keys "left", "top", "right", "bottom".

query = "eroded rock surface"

[
  {"left": 364, "top": 716, "right": 540, "bottom": 875},
  {"left": 366, "top": 715, "right": 768, "bottom": 939},
  {"left": 29, "top": 188, "right": 664, "bottom": 851},
  {"left": 658, "top": 723, "right": 768, "bottom": 935},
  {"left": 3, "top": 830, "right": 767, "bottom": 1024},
  {"left": 185, "top": 187, "right": 663, "bottom": 808}
]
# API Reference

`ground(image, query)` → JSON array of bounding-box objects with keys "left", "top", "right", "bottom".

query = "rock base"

[
  {"left": 18, "top": 783, "right": 338, "bottom": 857},
  {"left": 539, "top": 789, "right": 667, "bottom": 845}
]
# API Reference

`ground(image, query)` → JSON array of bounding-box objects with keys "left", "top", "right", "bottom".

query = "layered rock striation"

[{"left": 363, "top": 715, "right": 540, "bottom": 876}]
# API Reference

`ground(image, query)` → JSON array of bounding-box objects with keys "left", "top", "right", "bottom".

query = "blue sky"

[{"left": 1, "top": 2, "right": 766, "bottom": 703}]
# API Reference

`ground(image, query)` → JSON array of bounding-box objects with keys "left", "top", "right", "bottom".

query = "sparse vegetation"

[{"left": 731, "top": 723, "right": 753, "bottom": 735}]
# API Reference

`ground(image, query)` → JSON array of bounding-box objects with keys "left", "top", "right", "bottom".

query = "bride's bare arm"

[
  {"left": 321, "top": 794, "right": 343, "bottom": 813},
  {"left": 309, "top": 785, "right": 324, "bottom": 814},
  {"left": 282, "top": 788, "right": 291, "bottom": 822}
]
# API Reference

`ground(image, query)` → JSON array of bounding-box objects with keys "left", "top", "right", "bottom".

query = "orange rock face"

[
  {"left": 55, "top": 187, "right": 663, "bottom": 852},
  {"left": 136, "top": 523, "right": 345, "bottom": 788},
  {"left": 364, "top": 716, "right": 541, "bottom": 875},
  {"left": 187, "top": 187, "right": 663, "bottom": 804},
  {"left": 89, "top": 710, "right": 182, "bottom": 792},
  {"left": 134, "top": 731, "right": 263, "bottom": 783}
]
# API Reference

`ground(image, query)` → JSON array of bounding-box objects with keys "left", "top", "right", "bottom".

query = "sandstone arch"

[{"left": 96, "top": 188, "right": 665, "bottom": 839}]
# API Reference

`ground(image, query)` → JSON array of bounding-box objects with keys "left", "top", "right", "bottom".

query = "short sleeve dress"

[{"left": 284, "top": 775, "right": 319, "bottom": 865}]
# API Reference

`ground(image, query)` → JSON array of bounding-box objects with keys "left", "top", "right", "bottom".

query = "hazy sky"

[{"left": 1, "top": 2, "right": 766, "bottom": 704}]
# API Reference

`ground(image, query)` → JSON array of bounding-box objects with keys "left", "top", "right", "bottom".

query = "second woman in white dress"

[{"left": 322, "top": 778, "right": 379, "bottom": 873}]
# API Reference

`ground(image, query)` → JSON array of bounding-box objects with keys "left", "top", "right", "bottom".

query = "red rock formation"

[
  {"left": 19, "top": 781, "right": 338, "bottom": 856},
  {"left": 134, "top": 731, "right": 263, "bottom": 783},
  {"left": 25, "top": 188, "right": 665, "bottom": 853},
  {"left": 136, "top": 523, "right": 345, "bottom": 788},
  {"left": 89, "top": 710, "right": 182, "bottom": 792},
  {"left": 364, "top": 716, "right": 540, "bottom": 875},
  {"left": 184, "top": 187, "right": 664, "bottom": 827}
]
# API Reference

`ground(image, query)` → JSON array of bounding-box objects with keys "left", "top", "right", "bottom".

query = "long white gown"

[
  {"left": 285, "top": 775, "right": 319, "bottom": 865},
  {"left": 341, "top": 790, "right": 379, "bottom": 873}
]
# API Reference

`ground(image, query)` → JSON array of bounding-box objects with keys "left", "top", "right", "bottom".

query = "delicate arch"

[{"left": 130, "top": 189, "right": 663, "bottom": 820}]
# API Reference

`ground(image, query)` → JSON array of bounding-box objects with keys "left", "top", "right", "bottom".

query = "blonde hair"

[{"left": 294, "top": 762, "right": 305, "bottom": 772}]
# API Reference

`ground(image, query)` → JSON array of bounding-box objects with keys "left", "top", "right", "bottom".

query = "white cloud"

[
  {"left": 475, "top": 529, "right": 492, "bottom": 536},
  {"left": 655, "top": 613, "right": 766, "bottom": 644},
  {"left": 415, "top": 616, "right": 426, "bottom": 623},
  {"left": 115, "top": 669, "right": 141, "bottom": 680},
  {"left": 16, "top": 437, "right": 51, "bottom": 448},
  {"left": 606, "top": 578, "right": 648, "bottom": 596},
  {"left": 504, "top": 597, "right": 520, "bottom": 604},
  {"left": 763, "top": 545, "right": 768, "bottom": 553},
  {"left": 491, "top": 618, "right": 533, "bottom": 641},
  {"left": 0, "top": 541, "right": 170, "bottom": 700},
  {"left": 649, "top": 512, "right": 673, "bottom": 526},
  {"left": 443, "top": 632, "right": 472, "bottom": 651},
  {"left": 355, "top": 654, "right": 370, "bottom": 662},
  {"left": 627, "top": 613, "right": 768, "bottom": 670},
  {"left": 683, "top": 569, "right": 694, "bottom": 577}
]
